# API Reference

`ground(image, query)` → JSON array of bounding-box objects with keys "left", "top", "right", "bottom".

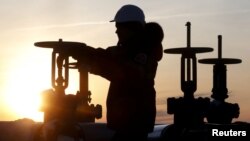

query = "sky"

[{"left": 0, "top": 0, "right": 250, "bottom": 124}]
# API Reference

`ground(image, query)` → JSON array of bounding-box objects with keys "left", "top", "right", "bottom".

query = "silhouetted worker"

[
  {"left": 62, "top": 4, "right": 163, "bottom": 141},
  {"left": 144, "top": 22, "right": 164, "bottom": 70}
]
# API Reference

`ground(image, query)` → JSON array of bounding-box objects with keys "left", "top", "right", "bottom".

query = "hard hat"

[{"left": 110, "top": 4, "right": 145, "bottom": 24}]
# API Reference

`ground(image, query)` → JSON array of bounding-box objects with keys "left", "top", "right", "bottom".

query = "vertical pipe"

[
  {"left": 186, "top": 22, "right": 191, "bottom": 48},
  {"left": 80, "top": 69, "right": 88, "bottom": 94},
  {"left": 52, "top": 51, "right": 56, "bottom": 89},
  {"left": 185, "top": 22, "right": 191, "bottom": 81},
  {"left": 79, "top": 66, "right": 89, "bottom": 104},
  {"left": 187, "top": 58, "right": 191, "bottom": 81},
  {"left": 218, "top": 35, "right": 222, "bottom": 59}
]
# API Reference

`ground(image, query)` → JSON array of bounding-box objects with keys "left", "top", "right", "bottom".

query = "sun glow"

[
  {"left": 3, "top": 40, "right": 119, "bottom": 123},
  {"left": 3, "top": 47, "right": 84, "bottom": 122},
  {"left": 4, "top": 66, "right": 46, "bottom": 121},
  {"left": 4, "top": 52, "right": 51, "bottom": 122}
]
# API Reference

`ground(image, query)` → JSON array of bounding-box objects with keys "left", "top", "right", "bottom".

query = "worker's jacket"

[{"left": 79, "top": 41, "right": 162, "bottom": 133}]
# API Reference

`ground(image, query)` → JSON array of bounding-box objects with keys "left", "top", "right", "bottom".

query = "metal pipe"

[
  {"left": 218, "top": 35, "right": 222, "bottom": 59},
  {"left": 186, "top": 22, "right": 191, "bottom": 48}
]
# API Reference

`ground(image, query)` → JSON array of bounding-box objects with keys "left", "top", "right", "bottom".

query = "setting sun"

[
  {"left": 4, "top": 67, "right": 44, "bottom": 121},
  {"left": 3, "top": 50, "right": 51, "bottom": 122},
  {"left": 2, "top": 46, "right": 97, "bottom": 122}
]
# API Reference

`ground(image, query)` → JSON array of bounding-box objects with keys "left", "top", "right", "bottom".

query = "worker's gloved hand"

[
  {"left": 71, "top": 45, "right": 95, "bottom": 61},
  {"left": 56, "top": 44, "right": 95, "bottom": 61}
]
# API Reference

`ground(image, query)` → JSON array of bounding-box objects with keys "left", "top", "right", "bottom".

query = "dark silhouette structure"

[
  {"left": 32, "top": 5, "right": 163, "bottom": 141},
  {"left": 57, "top": 5, "right": 162, "bottom": 141},
  {"left": 199, "top": 35, "right": 241, "bottom": 124},
  {"left": 164, "top": 22, "right": 212, "bottom": 127},
  {"left": 29, "top": 19, "right": 249, "bottom": 140},
  {"left": 144, "top": 22, "right": 164, "bottom": 62},
  {"left": 161, "top": 22, "right": 249, "bottom": 141},
  {"left": 161, "top": 22, "right": 214, "bottom": 141},
  {"left": 33, "top": 39, "right": 102, "bottom": 140}
]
